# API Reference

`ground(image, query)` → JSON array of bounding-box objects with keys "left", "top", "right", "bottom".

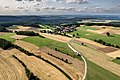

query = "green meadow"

[
  {"left": 69, "top": 26, "right": 120, "bottom": 46},
  {"left": 85, "top": 60, "right": 120, "bottom": 80}
]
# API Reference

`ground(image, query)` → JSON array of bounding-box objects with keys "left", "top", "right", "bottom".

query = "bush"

[
  {"left": 0, "top": 38, "right": 13, "bottom": 50},
  {"left": 116, "top": 57, "right": 120, "bottom": 59}
]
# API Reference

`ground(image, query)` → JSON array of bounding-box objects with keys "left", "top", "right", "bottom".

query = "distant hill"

[{"left": 0, "top": 15, "right": 120, "bottom": 27}]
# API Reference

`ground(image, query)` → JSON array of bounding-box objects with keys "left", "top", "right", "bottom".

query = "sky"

[{"left": 0, "top": 0, "right": 120, "bottom": 15}]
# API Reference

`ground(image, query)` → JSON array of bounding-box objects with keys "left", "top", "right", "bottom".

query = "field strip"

[
  {"left": 40, "top": 33, "right": 71, "bottom": 43},
  {"left": 75, "top": 38, "right": 106, "bottom": 48},
  {"left": 10, "top": 49, "right": 69, "bottom": 80},
  {"left": 36, "top": 51, "right": 83, "bottom": 80},
  {"left": 15, "top": 40, "right": 39, "bottom": 53},
  {"left": 39, "top": 46, "right": 84, "bottom": 73},
  {"left": 70, "top": 42, "right": 120, "bottom": 77}
]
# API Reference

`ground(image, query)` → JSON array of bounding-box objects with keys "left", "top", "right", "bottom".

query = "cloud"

[
  {"left": 41, "top": 6, "right": 76, "bottom": 12},
  {"left": 66, "top": 0, "right": 88, "bottom": 4},
  {"left": 15, "top": 0, "right": 88, "bottom": 4},
  {"left": 15, "top": 0, "right": 42, "bottom": 2},
  {"left": 4, "top": 6, "right": 9, "bottom": 8},
  {"left": 17, "top": 6, "right": 24, "bottom": 9}
]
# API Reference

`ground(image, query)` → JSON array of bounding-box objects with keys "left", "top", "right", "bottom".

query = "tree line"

[
  {"left": 94, "top": 39, "right": 120, "bottom": 48},
  {"left": 15, "top": 31, "right": 45, "bottom": 38},
  {"left": 13, "top": 55, "right": 40, "bottom": 80},
  {"left": 0, "top": 38, "right": 13, "bottom": 50}
]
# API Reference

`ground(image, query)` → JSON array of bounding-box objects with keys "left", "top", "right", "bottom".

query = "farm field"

[
  {"left": 40, "top": 33, "right": 71, "bottom": 43},
  {"left": 85, "top": 60, "right": 120, "bottom": 80},
  {"left": 0, "top": 49, "right": 28, "bottom": 80},
  {"left": 68, "top": 26, "right": 120, "bottom": 46},
  {"left": 10, "top": 35, "right": 28, "bottom": 40},
  {"left": 0, "top": 33, "right": 15, "bottom": 42},
  {"left": 70, "top": 42, "right": 120, "bottom": 77},
  {"left": 9, "top": 49, "right": 69, "bottom": 80},
  {"left": 15, "top": 40, "right": 85, "bottom": 79},
  {"left": 21, "top": 36, "right": 82, "bottom": 60}
]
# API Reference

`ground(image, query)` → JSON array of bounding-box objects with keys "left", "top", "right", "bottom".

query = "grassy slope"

[
  {"left": 113, "top": 59, "right": 120, "bottom": 65},
  {"left": 86, "top": 60, "right": 120, "bottom": 80},
  {"left": 22, "top": 36, "right": 82, "bottom": 60},
  {"left": 69, "top": 26, "right": 120, "bottom": 46},
  {"left": 0, "top": 33, "right": 15, "bottom": 42}
]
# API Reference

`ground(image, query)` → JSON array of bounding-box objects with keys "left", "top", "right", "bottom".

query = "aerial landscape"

[{"left": 0, "top": 0, "right": 120, "bottom": 80}]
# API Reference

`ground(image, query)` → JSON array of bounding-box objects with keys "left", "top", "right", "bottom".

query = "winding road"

[{"left": 67, "top": 39, "right": 87, "bottom": 80}]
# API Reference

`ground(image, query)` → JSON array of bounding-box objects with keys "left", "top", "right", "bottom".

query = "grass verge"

[
  {"left": 113, "top": 59, "right": 120, "bottom": 65},
  {"left": 86, "top": 60, "right": 120, "bottom": 80}
]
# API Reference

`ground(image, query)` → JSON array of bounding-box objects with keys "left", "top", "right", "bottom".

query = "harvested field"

[
  {"left": 70, "top": 42, "right": 120, "bottom": 77},
  {"left": 98, "top": 47, "right": 119, "bottom": 53},
  {"left": 38, "top": 46, "right": 84, "bottom": 79},
  {"left": 107, "top": 50, "right": 120, "bottom": 58},
  {"left": 0, "top": 32, "right": 7, "bottom": 36},
  {"left": 10, "top": 49, "right": 69, "bottom": 80},
  {"left": 10, "top": 35, "right": 28, "bottom": 40},
  {"left": 91, "top": 26, "right": 111, "bottom": 30},
  {"left": 86, "top": 29, "right": 110, "bottom": 34},
  {"left": 0, "top": 50, "right": 28, "bottom": 80},
  {"left": 75, "top": 38, "right": 106, "bottom": 48},
  {"left": 87, "top": 27, "right": 120, "bottom": 35},
  {"left": 15, "top": 40, "right": 84, "bottom": 80},
  {"left": 15, "top": 40, "right": 39, "bottom": 53},
  {"left": 74, "top": 38, "right": 119, "bottom": 53},
  {"left": 40, "top": 33, "right": 71, "bottom": 43},
  {"left": 17, "top": 26, "right": 31, "bottom": 30}
]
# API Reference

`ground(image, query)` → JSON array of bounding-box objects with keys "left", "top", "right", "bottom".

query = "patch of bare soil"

[
  {"left": 107, "top": 50, "right": 120, "bottom": 58},
  {"left": 98, "top": 47, "right": 119, "bottom": 53},
  {"left": 10, "top": 35, "right": 28, "bottom": 40},
  {"left": 0, "top": 32, "right": 7, "bottom": 36}
]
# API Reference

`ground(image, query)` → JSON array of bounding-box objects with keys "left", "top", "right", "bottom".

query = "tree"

[
  {"left": 81, "top": 43, "right": 84, "bottom": 45},
  {"left": 106, "top": 32, "right": 110, "bottom": 36},
  {"left": 73, "top": 34, "right": 75, "bottom": 37},
  {"left": 76, "top": 33, "right": 79, "bottom": 36},
  {"left": 65, "top": 59, "right": 68, "bottom": 63}
]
